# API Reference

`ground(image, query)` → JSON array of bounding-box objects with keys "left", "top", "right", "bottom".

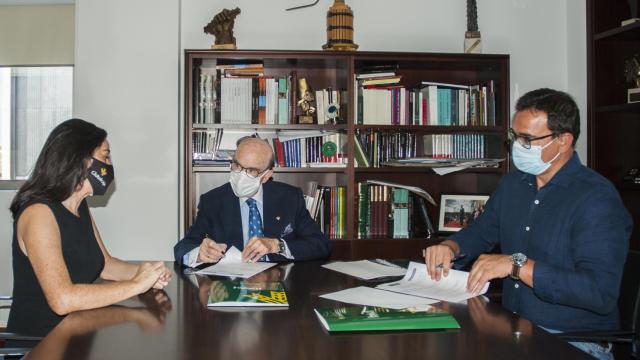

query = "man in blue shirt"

[{"left": 424, "top": 88, "right": 632, "bottom": 359}]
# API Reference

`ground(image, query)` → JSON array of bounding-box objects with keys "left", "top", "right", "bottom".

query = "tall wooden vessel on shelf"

[
  {"left": 587, "top": 0, "right": 640, "bottom": 249},
  {"left": 184, "top": 49, "right": 510, "bottom": 260}
]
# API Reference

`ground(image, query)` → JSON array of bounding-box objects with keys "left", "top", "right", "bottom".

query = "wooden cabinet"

[
  {"left": 587, "top": 1, "right": 640, "bottom": 249},
  {"left": 183, "top": 50, "right": 510, "bottom": 260}
]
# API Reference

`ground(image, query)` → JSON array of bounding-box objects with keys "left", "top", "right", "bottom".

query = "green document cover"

[
  {"left": 207, "top": 280, "right": 288, "bottom": 307},
  {"left": 314, "top": 306, "right": 460, "bottom": 332}
]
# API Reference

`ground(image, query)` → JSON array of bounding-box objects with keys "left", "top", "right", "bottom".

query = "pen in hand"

[
  {"left": 204, "top": 233, "right": 226, "bottom": 261},
  {"left": 421, "top": 248, "right": 466, "bottom": 269},
  {"left": 435, "top": 254, "right": 466, "bottom": 269}
]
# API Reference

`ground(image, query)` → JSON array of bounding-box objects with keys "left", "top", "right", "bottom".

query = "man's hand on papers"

[
  {"left": 467, "top": 254, "right": 511, "bottom": 296},
  {"left": 424, "top": 240, "right": 458, "bottom": 281},
  {"left": 197, "top": 237, "right": 227, "bottom": 263},
  {"left": 242, "top": 237, "right": 278, "bottom": 262}
]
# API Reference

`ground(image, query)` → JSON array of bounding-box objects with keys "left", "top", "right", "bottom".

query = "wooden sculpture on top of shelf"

[
  {"left": 464, "top": 0, "right": 482, "bottom": 54},
  {"left": 322, "top": 0, "right": 358, "bottom": 51},
  {"left": 204, "top": 7, "right": 241, "bottom": 50}
]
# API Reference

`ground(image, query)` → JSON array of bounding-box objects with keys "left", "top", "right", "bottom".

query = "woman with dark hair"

[{"left": 7, "top": 118, "right": 171, "bottom": 336}]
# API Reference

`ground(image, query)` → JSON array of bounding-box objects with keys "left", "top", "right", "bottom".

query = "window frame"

[{"left": 0, "top": 64, "right": 74, "bottom": 190}]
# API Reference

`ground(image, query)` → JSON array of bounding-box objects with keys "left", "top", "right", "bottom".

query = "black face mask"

[{"left": 87, "top": 158, "right": 114, "bottom": 196}]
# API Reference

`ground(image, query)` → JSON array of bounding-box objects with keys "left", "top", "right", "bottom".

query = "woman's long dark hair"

[{"left": 10, "top": 119, "right": 107, "bottom": 219}]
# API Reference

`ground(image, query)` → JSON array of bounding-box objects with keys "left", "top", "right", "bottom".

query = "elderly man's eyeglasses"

[
  {"left": 508, "top": 128, "right": 556, "bottom": 149},
  {"left": 230, "top": 159, "right": 268, "bottom": 179}
]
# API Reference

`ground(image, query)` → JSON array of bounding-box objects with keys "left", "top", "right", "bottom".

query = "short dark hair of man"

[{"left": 515, "top": 88, "right": 580, "bottom": 147}]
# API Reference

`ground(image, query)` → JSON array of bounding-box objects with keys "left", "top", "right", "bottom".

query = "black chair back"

[{"left": 620, "top": 250, "right": 640, "bottom": 332}]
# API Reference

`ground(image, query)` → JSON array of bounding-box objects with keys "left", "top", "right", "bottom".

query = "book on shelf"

[
  {"left": 361, "top": 76, "right": 402, "bottom": 86},
  {"left": 207, "top": 279, "right": 289, "bottom": 307},
  {"left": 193, "top": 60, "right": 300, "bottom": 125},
  {"left": 358, "top": 181, "right": 436, "bottom": 239},
  {"left": 423, "top": 133, "right": 487, "bottom": 159},
  {"left": 354, "top": 74, "right": 496, "bottom": 126},
  {"left": 302, "top": 183, "right": 347, "bottom": 239},
  {"left": 314, "top": 306, "right": 460, "bottom": 332},
  {"left": 269, "top": 133, "right": 347, "bottom": 168},
  {"left": 355, "top": 130, "right": 417, "bottom": 168},
  {"left": 353, "top": 135, "right": 370, "bottom": 167},
  {"left": 315, "top": 88, "right": 349, "bottom": 125}
]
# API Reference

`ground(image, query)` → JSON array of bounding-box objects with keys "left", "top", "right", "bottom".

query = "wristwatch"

[{"left": 510, "top": 253, "right": 528, "bottom": 281}]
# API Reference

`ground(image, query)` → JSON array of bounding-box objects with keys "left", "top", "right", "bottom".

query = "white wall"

[
  {"left": 566, "top": 0, "right": 587, "bottom": 160},
  {"left": 73, "top": 0, "right": 180, "bottom": 260},
  {"left": 0, "top": 5, "right": 75, "bottom": 66}
]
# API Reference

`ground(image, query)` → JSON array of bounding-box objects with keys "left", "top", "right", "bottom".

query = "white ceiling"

[{"left": 0, "top": 0, "right": 74, "bottom": 5}]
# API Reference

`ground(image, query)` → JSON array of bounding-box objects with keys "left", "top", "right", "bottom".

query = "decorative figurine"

[
  {"left": 204, "top": 7, "right": 241, "bottom": 50},
  {"left": 322, "top": 0, "right": 358, "bottom": 51},
  {"left": 297, "top": 78, "right": 316, "bottom": 124},
  {"left": 624, "top": 54, "right": 640, "bottom": 103},
  {"left": 464, "top": 0, "right": 482, "bottom": 54},
  {"left": 622, "top": 0, "right": 639, "bottom": 26}
]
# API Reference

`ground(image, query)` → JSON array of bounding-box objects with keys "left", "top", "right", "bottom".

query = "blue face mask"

[{"left": 512, "top": 138, "right": 560, "bottom": 175}]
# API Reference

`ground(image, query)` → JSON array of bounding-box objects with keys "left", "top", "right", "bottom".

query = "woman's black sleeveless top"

[{"left": 7, "top": 200, "right": 105, "bottom": 336}]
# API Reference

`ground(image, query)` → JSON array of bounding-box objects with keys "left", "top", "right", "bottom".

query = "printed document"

[
  {"left": 376, "top": 261, "right": 488, "bottom": 303},
  {"left": 322, "top": 260, "right": 406, "bottom": 280},
  {"left": 196, "top": 246, "right": 276, "bottom": 278},
  {"left": 320, "top": 286, "right": 436, "bottom": 310}
]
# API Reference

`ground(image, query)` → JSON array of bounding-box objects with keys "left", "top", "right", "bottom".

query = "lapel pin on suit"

[{"left": 276, "top": 216, "right": 281, "bottom": 221}]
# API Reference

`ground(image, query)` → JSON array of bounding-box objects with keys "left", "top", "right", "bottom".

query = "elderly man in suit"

[{"left": 175, "top": 137, "right": 331, "bottom": 266}]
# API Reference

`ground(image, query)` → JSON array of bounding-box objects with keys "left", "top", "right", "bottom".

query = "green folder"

[
  {"left": 207, "top": 279, "right": 288, "bottom": 307},
  {"left": 314, "top": 306, "right": 460, "bottom": 332}
]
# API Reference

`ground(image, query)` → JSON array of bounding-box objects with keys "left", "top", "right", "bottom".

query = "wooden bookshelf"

[
  {"left": 587, "top": 1, "right": 640, "bottom": 250},
  {"left": 184, "top": 50, "right": 510, "bottom": 260}
]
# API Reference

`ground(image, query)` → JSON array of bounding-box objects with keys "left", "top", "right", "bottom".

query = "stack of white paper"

[
  {"left": 196, "top": 246, "right": 276, "bottom": 278},
  {"left": 320, "top": 286, "right": 436, "bottom": 310},
  {"left": 376, "top": 261, "right": 488, "bottom": 303},
  {"left": 322, "top": 260, "right": 406, "bottom": 280}
]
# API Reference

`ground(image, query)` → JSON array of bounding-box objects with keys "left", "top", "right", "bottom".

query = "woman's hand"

[
  {"left": 132, "top": 262, "right": 166, "bottom": 293},
  {"left": 152, "top": 264, "right": 172, "bottom": 289}
]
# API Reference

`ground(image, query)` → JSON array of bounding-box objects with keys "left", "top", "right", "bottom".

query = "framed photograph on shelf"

[{"left": 438, "top": 194, "right": 490, "bottom": 233}]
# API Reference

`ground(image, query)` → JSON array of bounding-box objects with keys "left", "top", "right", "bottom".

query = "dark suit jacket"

[{"left": 174, "top": 180, "right": 331, "bottom": 265}]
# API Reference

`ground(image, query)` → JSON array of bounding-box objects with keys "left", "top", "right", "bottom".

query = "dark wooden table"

[{"left": 24, "top": 261, "right": 592, "bottom": 359}]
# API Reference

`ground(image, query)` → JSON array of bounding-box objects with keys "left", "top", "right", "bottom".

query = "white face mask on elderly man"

[{"left": 229, "top": 170, "right": 262, "bottom": 198}]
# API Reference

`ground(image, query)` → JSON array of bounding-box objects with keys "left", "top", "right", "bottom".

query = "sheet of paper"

[
  {"left": 376, "top": 261, "right": 489, "bottom": 303},
  {"left": 320, "top": 286, "right": 436, "bottom": 310},
  {"left": 196, "top": 246, "right": 276, "bottom": 278},
  {"left": 432, "top": 165, "right": 473, "bottom": 175},
  {"left": 322, "top": 260, "right": 406, "bottom": 280}
]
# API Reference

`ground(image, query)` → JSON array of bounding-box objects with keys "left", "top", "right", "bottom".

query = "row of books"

[
  {"left": 194, "top": 62, "right": 349, "bottom": 125},
  {"left": 193, "top": 129, "right": 223, "bottom": 158},
  {"left": 304, "top": 183, "right": 347, "bottom": 239},
  {"left": 191, "top": 128, "right": 347, "bottom": 168},
  {"left": 194, "top": 62, "right": 294, "bottom": 125},
  {"left": 270, "top": 134, "right": 346, "bottom": 168},
  {"left": 357, "top": 182, "right": 435, "bottom": 239},
  {"left": 354, "top": 131, "right": 418, "bottom": 167},
  {"left": 423, "top": 133, "right": 488, "bottom": 159},
  {"left": 354, "top": 73, "right": 496, "bottom": 126}
]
